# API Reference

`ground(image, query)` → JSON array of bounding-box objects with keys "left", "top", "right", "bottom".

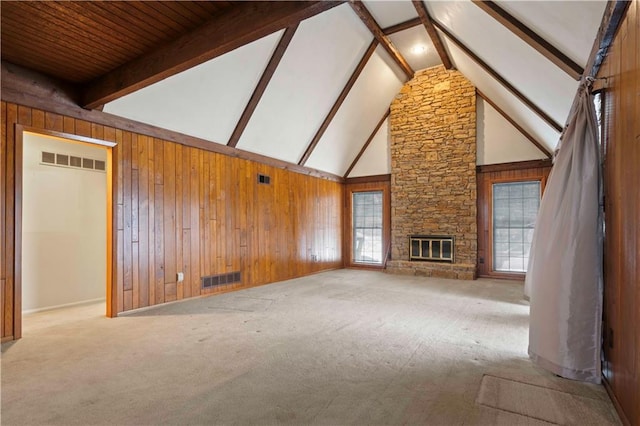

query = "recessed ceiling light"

[{"left": 411, "top": 45, "right": 427, "bottom": 55}]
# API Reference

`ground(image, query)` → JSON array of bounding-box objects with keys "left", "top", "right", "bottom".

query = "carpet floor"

[{"left": 1, "top": 269, "right": 620, "bottom": 425}]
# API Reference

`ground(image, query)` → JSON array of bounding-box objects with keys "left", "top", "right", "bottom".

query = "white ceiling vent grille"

[{"left": 41, "top": 151, "right": 106, "bottom": 173}]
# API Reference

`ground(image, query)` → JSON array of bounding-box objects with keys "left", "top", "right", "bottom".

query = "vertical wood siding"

[
  {"left": 1, "top": 102, "right": 343, "bottom": 340},
  {"left": 598, "top": 1, "right": 640, "bottom": 423}
]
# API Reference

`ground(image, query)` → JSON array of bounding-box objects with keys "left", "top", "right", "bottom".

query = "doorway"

[{"left": 15, "top": 127, "right": 116, "bottom": 338}]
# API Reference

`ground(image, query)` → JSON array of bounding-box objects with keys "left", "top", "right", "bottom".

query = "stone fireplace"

[{"left": 386, "top": 66, "right": 477, "bottom": 280}]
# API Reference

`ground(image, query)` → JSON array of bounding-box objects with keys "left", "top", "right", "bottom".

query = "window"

[
  {"left": 352, "top": 191, "right": 383, "bottom": 264},
  {"left": 492, "top": 181, "right": 541, "bottom": 272}
]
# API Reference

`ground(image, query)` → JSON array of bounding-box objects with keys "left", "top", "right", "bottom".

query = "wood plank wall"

[
  {"left": 1, "top": 101, "right": 343, "bottom": 340},
  {"left": 598, "top": 1, "right": 639, "bottom": 424},
  {"left": 476, "top": 161, "right": 552, "bottom": 279}
]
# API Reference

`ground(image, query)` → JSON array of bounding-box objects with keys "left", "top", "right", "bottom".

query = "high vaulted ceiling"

[{"left": 1, "top": 1, "right": 609, "bottom": 178}]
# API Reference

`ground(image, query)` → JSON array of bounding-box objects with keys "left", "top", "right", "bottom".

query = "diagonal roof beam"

[
  {"left": 471, "top": 1, "right": 583, "bottom": 80},
  {"left": 476, "top": 89, "right": 552, "bottom": 158},
  {"left": 431, "top": 19, "right": 563, "bottom": 132},
  {"left": 343, "top": 109, "right": 390, "bottom": 178},
  {"left": 348, "top": 1, "right": 414, "bottom": 79},
  {"left": 82, "top": 1, "right": 345, "bottom": 109},
  {"left": 298, "top": 40, "right": 379, "bottom": 166},
  {"left": 412, "top": 1, "right": 452, "bottom": 69},
  {"left": 383, "top": 17, "right": 422, "bottom": 36},
  {"left": 228, "top": 24, "right": 299, "bottom": 148}
]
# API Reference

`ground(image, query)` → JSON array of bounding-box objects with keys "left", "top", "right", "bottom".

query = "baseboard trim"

[
  {"left": 602, "top": 375, "right": 630, "bottom": 426},
  {"left": 23, "top": 298, "right": 106, "bottom": 315}
]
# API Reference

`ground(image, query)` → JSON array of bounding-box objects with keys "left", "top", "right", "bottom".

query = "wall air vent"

[
  {"left": 56, "top": 154, "right": 69, "bottom": 166},
  {"left": 202, "top": 271, "right": 241, "bottom": 289},
  {"left": 257, "top": 174, "right": 271, "bottom": 185},
  {"left": 40, "top": 151, "right": 106, "bottom": 173},
  {"left": 42, "top": 151, "right": 55, "bottom": 164}
]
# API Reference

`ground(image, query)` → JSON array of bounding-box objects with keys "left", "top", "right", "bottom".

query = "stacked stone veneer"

[{"left": 387, "top": 66, "right": 477, "bottom": 280}]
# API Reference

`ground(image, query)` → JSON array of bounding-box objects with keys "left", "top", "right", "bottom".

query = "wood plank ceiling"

[
  {"left": 1, "top": 1, "right": 610, "bottom": 177},
  {"left": 1, "top": 1, "right": 234, "bottom": 84}
]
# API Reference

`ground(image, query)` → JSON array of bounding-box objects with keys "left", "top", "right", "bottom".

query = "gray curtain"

[{"left": 525, "top": 88, "right": 603, "bottom": 383}]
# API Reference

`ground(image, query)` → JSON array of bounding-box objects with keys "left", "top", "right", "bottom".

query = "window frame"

[
  {"left": 491, "top": 179, "right": 541, "bottom": 274},
  {"left": 344, "top": 178, "right": 391, "bottom": 270}
]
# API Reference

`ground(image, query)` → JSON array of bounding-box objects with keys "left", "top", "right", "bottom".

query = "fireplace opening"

[{"left": 410, "top": 235, "right": 454, "bottom": 262}]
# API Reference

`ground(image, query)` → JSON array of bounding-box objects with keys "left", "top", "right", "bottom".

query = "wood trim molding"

[
  {"left": 81, "top": 1, "right": 346, "bottom": 109},
  {"left": 345, "top": 174, "right": 391, "bottom": 184},
  {"left": 431, "top": 20, "right": 563, "bottom": 132},
  {"left": 476, "top": 90, "right": 552, "bottom": 158},
  {"left": 471, "top": 1, "right": 583, "bottom": 80},
  {"left": 412, "top": 1, "right": 453, "bottom": 69},
  {"left": 588, "top": 0, "right": 631, "bottom": 81},
  {"left": 14, "top": 125, "right": 118, "bottom": 321},
  {"left": 298, "top": 40, "right": 379, "bottom": 166},
  {"left": 343, "top": 110, "right": 389, "bottom": 178},
  {"left": 476, "top": 159, "right": 552, "bottom": 174},
  {"left": 383, "top": 17, "right": 421, "bottom": 36},
  {"left": 348, "top": 1, "right": 414, "bottom": 79},
  {"left": 227, "top": 24, "right": 299, "bottom": 148},
  {"left": 2, "top": 62, "right": 344, "bottom": 183}
]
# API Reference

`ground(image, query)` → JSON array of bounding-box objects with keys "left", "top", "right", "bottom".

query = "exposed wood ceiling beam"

[
  {"left": 343, "top": 109, "right": 390, "bottom": 178},
  {"left": 298, "top": 40, "right": 379, "bottom": 166},
  {"left": 382, "top": 17, "right": 421, "bottom": 35},
  {"left": 412, "top": 1, "right": 452, "bottom": 70},
  {"left": 227, "top": 24, "right": 299, "bottom": 148},
  {"left": 348, "top": 1, "right": 414, "bottom": 79},
  {"left": 476, "top": 89, "right": 552, "bottom": 158},
  {"left": 561, "top": 0, "right": 630, "bottom": 133},
  {"left": 431, "top": 19, "right": 563, "bottom": 132},
  {"left": 2, "top": 61, "right": 343, "bottom": 183},
  {"left": 81, "top": 1, "right": 345, "bottom": 109},
  {"left": 585, "top": 0, "right": 630, "bottom": 81},
  {"left": 471, "top": 1, "right": 583, "bottom": 80}
]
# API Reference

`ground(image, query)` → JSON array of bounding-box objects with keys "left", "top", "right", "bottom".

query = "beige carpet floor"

[{"left": 1, "top": 269, "right": 620, "bottom": 425}]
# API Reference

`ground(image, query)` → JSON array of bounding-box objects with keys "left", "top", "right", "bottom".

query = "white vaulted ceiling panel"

[
  {"left": 306, "top": 47, "right": 404, "bottom": 176},
  {"left": 390, "top": 26, "right": 442, "bottom": 71},
  {"left": 103, "top": 31, "right": 283, "bottom": 144},
  {"left": 444, "top": 37, "right": 561, "bottom": 153},
  {"left": 348, "top": 118, "right": 391, "bottom": 178},
  {"left": 426, "top": 0, "right": 578, "bottom": 125},
  {"left": 498, "top": 1, "right": 608, "bottom": 68},
  {"left": 236, "top": 4, "right": 372, "bottom": 164},
  {"left": 362, "top": 0, "right": 418, "bottom": 29},
  {"left": 477, "top": 98, "right": 548, "bottom": 165}
]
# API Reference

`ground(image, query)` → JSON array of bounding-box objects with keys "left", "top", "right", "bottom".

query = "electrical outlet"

[{"left": 177, "top": 272, "right": 184, "bottom": 282}]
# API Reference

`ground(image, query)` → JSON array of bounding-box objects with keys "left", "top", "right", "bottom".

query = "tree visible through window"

[
  {"left": 493, "top": 181, "right": 541, "bottom": 272},
  {"left": 353, "top": 191, "right": 383, "bottom": 264}
]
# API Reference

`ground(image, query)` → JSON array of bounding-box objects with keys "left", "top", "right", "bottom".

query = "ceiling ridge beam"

[
  {"left": 431, "top": 19, "right": 563, "bottom": 132},
  {"left": 348, "top": 1, "right": 414, "bottom": 79},
  {"left": 412, "top": 1, "right": 453, "bottom": 69},
  {"left": 476, "top": 89, "right": 552, "bottom": 158},
  {"left": 298, "top": 40, "right": 379, "bottom": 166},
  {"left": 343, "top": 109, "right": 390, "bottom": 178},
  {"left": 81, "top": 1, "right": 346, "bottom": 109},
  {"left": 471, "top": 1, "right": 583, "bottom": 80},
  {"left": 383, "top": 17, "right": 422, "bottom": 36},
  {"left": 227, "top": 24, "right": 299, "bottom": 148}
]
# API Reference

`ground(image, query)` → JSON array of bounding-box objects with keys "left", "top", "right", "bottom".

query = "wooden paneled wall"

[
  {"left": 1, "top": 101, "right": 343, "bottom": 340},
  {"left": 476, "top": 160, "right": 552, "bottom": 279},
  {"left": 598, "top": 1, "right": 640, "bottom": 424}
]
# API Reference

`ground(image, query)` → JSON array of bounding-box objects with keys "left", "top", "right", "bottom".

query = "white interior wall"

[
  {"left": 477, "top": 98, "right": 548, "bottom": 165},
  {"left": 22, "top": 133, "right": 107, "bottom": 312},
  {"left": 347, "top": 118, "right": 390, "bottom": 178}
]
